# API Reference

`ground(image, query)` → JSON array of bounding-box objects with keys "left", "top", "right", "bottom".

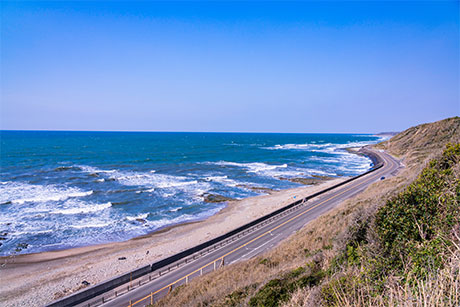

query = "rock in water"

[{"left": 202, "top": 193, "right": 233, "bottom": 203}]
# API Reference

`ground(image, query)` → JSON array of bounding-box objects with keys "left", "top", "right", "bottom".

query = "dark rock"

[
  {"left": 118, "top": 257, "right": 127, "bottom": 260},
  {"left": 0, "top": 232, "right": 8, "bottom": 236},
  {"left": 135, "top": 218, "right": 147, "bottom": 224},
  {"left": 15, "top": 242, "right": 28, "bottom": 252},
  {"left": 202, "top": 193, "right": 233, "bottom": 203},
  {"left": 146, "top": 251, "right": 149, "bottom": 255},
  {"left": 311, "top": 175, "right": 337, "bottom": 180},
  {"left": 278, "top": 177, "right": 321, "bottom": 185},
  {"left": 236, "top": 185, "right": 275, "bottom": 194},
  {"left": 55, "top": 166, "right": 78, "bottom": 172},
  {"left": 0, "top": 237, "right": 6, "bottom": 241},
  {"left": 81, "top": 280, "right": 90, "bottom": 286}
]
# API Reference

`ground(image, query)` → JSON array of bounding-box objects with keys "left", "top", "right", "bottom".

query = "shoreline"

[
  {"left": 1, "top": 176, "right": 348, "bottom": 306},
  {"left": 0, "top": 146, "right": 377, "bottom": 306}
]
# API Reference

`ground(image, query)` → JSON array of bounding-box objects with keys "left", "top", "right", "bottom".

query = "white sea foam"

[
  {"left": 104, "top": 170, "right": 213, "bottom": 202},
  {"left": 161, "top": 192, "right": 175, "bottom": 198},
  {"left": 0, "top": 181, "right": 93, "bottom": 205},
  {"left": 203, "top": 175, "right": 239, "bottom": 187},
  {"left": 265, "top": 138, "right": 384, "bottom": 154},
  {"left": 264, "top": 143, "right": 334, "bottom": 151},
  {"left": 13, "top": 190, "right": 93, "bottom": 205},
  {"left": 70, "top": 222, "right": 111, "bottom": 229},
  {"left": 212, "top": 161, "right": 287, "bottom": 173},
  {"left": 169, "top": 207, "right": 183, "bottom": 212},
  {"left": 77, "top": 165, "right": 116, "bottom": 174},
  {"left": 262, "top": 138, "right": 383, "bottom": 175},
  {"left": 10, "top": 229, "right": 54, "bottom": 237},
  {"left": 126, "top": 213, "right": 149, "bottom": 221},
  {"left": 51, "top": 202, "right": 112, "bottom": 215},
  {"left": 110, "top": 171, "right": 196, "bottom": 189},
  {"left": 206, "top": 161, "right": 300, "bottom": 180},
  {"left": 204, "top": 175, "right": 228, "bottom": 181}
]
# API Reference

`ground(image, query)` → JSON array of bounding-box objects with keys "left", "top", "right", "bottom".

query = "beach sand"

[{"left": 0, "top": 177, "right": 347, "bottom": 306}]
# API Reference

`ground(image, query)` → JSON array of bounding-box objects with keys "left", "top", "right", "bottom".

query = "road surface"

[{"left": 78, "top": 149, "right": 400, "bottom": 307}]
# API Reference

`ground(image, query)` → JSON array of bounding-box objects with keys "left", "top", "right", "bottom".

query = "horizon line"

[{"left": 0, "top": 129, "right": 393, "bottom": 135}]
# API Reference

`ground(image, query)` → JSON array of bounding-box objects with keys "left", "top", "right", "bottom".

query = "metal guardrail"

[{"left": 47, "top": 151, "right": 385, "bottom": 307}]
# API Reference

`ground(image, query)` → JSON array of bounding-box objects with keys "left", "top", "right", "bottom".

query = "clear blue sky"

[{"left": 1, "top": 1, "right": 459, "bottom": 133}]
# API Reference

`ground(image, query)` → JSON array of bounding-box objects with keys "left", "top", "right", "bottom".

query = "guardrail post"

[
  {"left": 151, "top": 292, "right": 154, "bottom": 304},
  {"left": 168, "top": 285, "right": 173, "bottom": 294},
  {"left": 129, "top": 299, "right": 132, "bottom": 307},
  {"left": 200, "top": 268, "right": 203, "bottom": 276},
  {"left": 115, "top": 290, "right": 117, "bottom": 297},
  {"left": 186, "top": 275, "right": 188, "bottom": 284},
  {"left": 214, "top": 261, "right": 216, "bottom": 271},
  {"left": 221, "top": 257, "right": 225, "bottom": 267}
]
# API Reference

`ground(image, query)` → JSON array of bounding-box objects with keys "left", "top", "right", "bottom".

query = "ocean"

[{"left": 0, "top": 131, "right": 385, "bottom": 255}]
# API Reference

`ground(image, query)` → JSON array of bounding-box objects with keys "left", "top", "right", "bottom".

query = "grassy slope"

[{"left": 153, "top": 117, "right": 460, "bottom": 307}]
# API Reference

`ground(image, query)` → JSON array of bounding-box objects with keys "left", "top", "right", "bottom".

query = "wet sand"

[{"left": 0, "top": 177, "right": 346, "bottom": 306}]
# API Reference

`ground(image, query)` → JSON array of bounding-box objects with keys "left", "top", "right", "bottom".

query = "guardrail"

[{"left": 47, "top": 151, "right": 384, "bottom": 307}]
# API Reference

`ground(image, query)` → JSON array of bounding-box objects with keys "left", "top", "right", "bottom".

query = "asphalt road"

[{"left": 85, "top": 149, "right": 400, "bottom": 307}]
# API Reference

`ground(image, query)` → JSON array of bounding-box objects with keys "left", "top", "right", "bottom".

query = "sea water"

[{"left": 0, "top": 131, "right": 385, "bottom": 255}]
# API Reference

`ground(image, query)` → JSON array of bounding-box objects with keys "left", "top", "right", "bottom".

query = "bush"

[{"left": 321, "top": 143, "right": 460, "bottom": 305}]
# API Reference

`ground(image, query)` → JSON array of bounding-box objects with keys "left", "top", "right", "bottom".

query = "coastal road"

[{"left": 85, "top": 149, "right": 400, "bottom": 307}]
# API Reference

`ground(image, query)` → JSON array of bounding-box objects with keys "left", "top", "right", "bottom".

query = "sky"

[{"left": 1, "top": 1, "right": 459, "bottom": 133}]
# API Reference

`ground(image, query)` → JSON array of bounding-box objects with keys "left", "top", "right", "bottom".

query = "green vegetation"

[
  {"left": 152, "top": 119, "right": 460, "bottom": 307},
  {"left": 246, "top": 143, "right": 459, "bottom": 306},
  {"left": 249, "top": 261, "right": 324, "bottom": 307},
  {"left": 320, "top": 143, "right": 460, "bottom": 305}
]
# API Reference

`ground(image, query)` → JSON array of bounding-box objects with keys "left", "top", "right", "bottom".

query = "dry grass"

[
  {"left": 154, "top": 117, "right": 460, "bottom": 307},
  {"left": 376, "top": 116, "right": 460, "bottom": 166},
  {"left": 283, "top": 240, "right": 460, "bottom": 307},
  {"left": 154, "top": 162, "right": 414, "bottom": 307}
]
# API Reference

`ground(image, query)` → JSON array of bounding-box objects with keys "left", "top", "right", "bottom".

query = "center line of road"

[
  {"left": 126, "top": 157, "right": 392, "bottom": 307},
  {"left": 238, "top": 234, "right": 280, "bottom": 261}
]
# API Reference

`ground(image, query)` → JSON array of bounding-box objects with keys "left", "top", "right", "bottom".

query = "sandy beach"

[{"left": 0, "top": 177, "right": 347, "bottom": 306}]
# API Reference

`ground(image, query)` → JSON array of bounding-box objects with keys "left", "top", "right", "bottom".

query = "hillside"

[
  {"left": 376, "top": 116, "right": 460, "bottom": 166},
  {"left": 153, "top": 117, "right": 460, "bottom": 307}
]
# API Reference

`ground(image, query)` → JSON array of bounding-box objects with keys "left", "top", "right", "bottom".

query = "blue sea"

[{"left": 0, "top": 131, "right": 385, "bottom": 255}]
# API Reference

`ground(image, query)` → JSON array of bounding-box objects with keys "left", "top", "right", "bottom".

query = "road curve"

[{"left": 77, "top": 149, "right": 401, "bottom": 307}]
